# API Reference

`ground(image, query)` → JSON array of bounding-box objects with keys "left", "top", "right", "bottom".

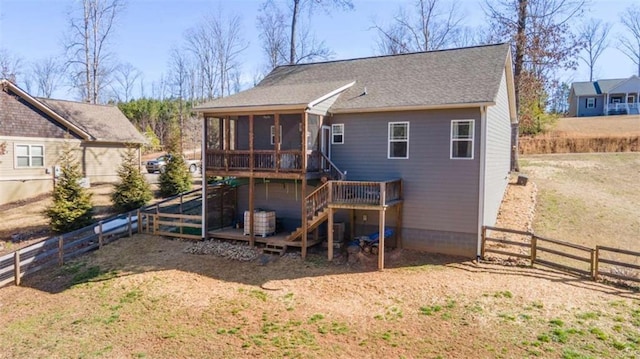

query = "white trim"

[
  {"left": 477, "top": 107, "right": 487, "bottom": 258},
  {"left": 331, "top": 102, "right": 494, "bottom": 115},
  {"left": 387, "top": 121, "right": 409, "bottom": 159},
  {"left": 14, "top": 143, "right": 45, "bottom": 169},
  {"left": 450, "top": 119, "right": 475, "bottom": 160},
  {"left": 0, "top": 135, "right": 82, "bottom": 144},
  {"left": 307, "top": 81, "right": 355, "bottom": 108},
  {"left": 586, "top": 97, "right": 595, "bottom": 109},
  {"left": 321, "top": 125, "right": 331, "bottom": 158},
  {"left": 331, "top": 123, "right": 344, "bottom": 144}
]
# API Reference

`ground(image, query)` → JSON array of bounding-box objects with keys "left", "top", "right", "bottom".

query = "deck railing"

[
  {"left": 305, "top": 182, "right": 330, "bottom": 222},
  {"left": 206, "top": 149, "right": 303, "bottom": 172},
  {"left": 330, "top": 179, "right": 402, "bottom": 207}
]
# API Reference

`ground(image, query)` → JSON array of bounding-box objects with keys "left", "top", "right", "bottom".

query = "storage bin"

[{"left": 244, "top": 210, "right": 276, "bottom": 237}]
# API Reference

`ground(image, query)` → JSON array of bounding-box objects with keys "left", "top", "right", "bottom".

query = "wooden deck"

[{"left": 207, "top": 227, "right": 323, "bottom": 248}]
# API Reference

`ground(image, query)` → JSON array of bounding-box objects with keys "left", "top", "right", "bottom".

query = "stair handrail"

[
  {"left": 320, "top": 152, "right": 345, "bottom": 180},
  {"left": 305, "top": 181, "right": 330, "bottom": 221}
]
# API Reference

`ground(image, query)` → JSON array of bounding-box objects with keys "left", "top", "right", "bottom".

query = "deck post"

[
  {"left": 350, "top": 209, "right": 356, "bottom": 241},
  {"left": 224, "top": 116, "right": 231, "bottom": 172},
  {"left": 136, "top": 209, "right": 141, "bottom": 234},
  {"left": 14, "top": 251, "right": 20, "bottom": 286},
  {"left": 98, "top": 221, "right": 104, "bottom": 249},
  {"left": 328, "top": 207, "right": 334, "bottom": 261},
  {"left": 301, "top": 176, "right": 308, "bottom": 259},
  {"left": 396, "top": 204, "right": 403, "bottom": 249},
  {"left": 249, "top": 176, "right": 255, "bottom": 247},
  {"left": 128, "top": 212, "right": 133, "bottom": 237},
  {"left": 378, "top": 209, "right": 386, "bottom": 270}
]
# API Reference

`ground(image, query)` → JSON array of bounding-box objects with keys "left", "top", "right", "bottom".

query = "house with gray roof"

[
  {"left": 194, "top": 43, "right": 517, "bottom": 267},
  {"left": 0, "top": 79, "right": 145, "bottom": 205},
  {"left": 568, "top": 76, "right": 640, "bottom": 117}
]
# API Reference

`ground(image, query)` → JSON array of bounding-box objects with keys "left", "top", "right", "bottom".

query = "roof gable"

[
  {"left": 38, "top": 98, "right": 146, "bottom": 143},
  {"left": 196, "top": 43, "right": 511, "bottom": 114},
  {"left": 608, "top": 75, "right": 640, "bottom": 94}
]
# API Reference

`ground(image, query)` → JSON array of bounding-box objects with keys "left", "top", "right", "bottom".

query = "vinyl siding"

[
  {"left": 576, "top": 95, "right": 605, "bottom": 116},
  {"left": 237, "top": 182, "right": 312, "bottom": 231},
  {"left": 483, "top": 71, "right": 512, "bottom": 229},
  {"left": 330, "top": 108, "right": 481, "bottom": 257},
  {"left": 81, "top": 143, "right": 134, "bottom": 183}
]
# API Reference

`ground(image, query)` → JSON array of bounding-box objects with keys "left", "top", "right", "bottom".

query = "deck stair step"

[
  {"left": 263, "top": 243, "right": 287, "bottom": 256},
  {"left": 286, "top": 208, "right": 330, "bottom": 242}
]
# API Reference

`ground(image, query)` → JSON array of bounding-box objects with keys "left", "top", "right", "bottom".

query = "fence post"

[
  {"left": 58, "top": 236, "right": 64, "bottom": 266},
  {"left": 136, "top": 209, "right": 141, "bottom": 234},
  {"left": 98, "top": 221, "right": 104, "bottom": 249},
  {"left": 480, "top": 226, "right": 486, "bottom": 259},
  {"left": 14, "top": 251, "right": 20, "bottom": 286},
  {"left": 531, "top": 235, "right": 537, "bottom": 266},
  {"left": 128, "top": 212, "right": 133, "bottom": 237},
  {"left": 593, "top": 246, "right": 600, "bottom": 281}
]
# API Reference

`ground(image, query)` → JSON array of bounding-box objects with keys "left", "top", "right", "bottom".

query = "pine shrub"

[
  {"left": 45, "top": 143, "right": 94, "bottom": 233},
  {"left": 112, "top": 147, "right": 152, "bottom": 212},
  {"left": 158, "top": 152, "right": 192, "bottom": 197}
]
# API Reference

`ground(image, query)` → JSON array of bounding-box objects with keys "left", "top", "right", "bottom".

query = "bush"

[
  {"left": 159, "top": 152, "right": 192, "bottom": 197},
  {"left": 112, "top": 147, "right": 152, "bottom": 212},
  {"left": 45, "top": 143, "right": 93, "bottom": 233}
]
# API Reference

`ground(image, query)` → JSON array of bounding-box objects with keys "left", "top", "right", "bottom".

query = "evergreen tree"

[
  {"left": 112, "top": 147, "right": 152, "bottom": 212},
  {"left": 46, "top": 142, "right": 93, "bottom": 233},
  {"left": 159, "top": 123, "right": 192, "bottom": 197}
]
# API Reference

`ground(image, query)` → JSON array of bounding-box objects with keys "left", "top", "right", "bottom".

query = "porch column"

[
  {"left": 201, "top": 113, "right": 208, "bottom": 240},
  {"left": 274, "top": 113, "right": 280, "bottom": 172},
  {"left": 605, "top": 93, "right": 609, "bottom": 115},
  {"left": 249, "top": 114, "right": 254, "bottom": 171},
  {"left": 328, "top": 207, "right": 334, "bottom": 261},
  {"left": 378, "top": 208, "right": 386, "bottom": 270},
  {"left": 224, "top": 116, "right": 230, "bottom": 172},
  {"left": 302, "top": 112, "right": 308, "bottom": 171},
  {"left": 249, "top": 176, "right": 255, "bottom": 247}
]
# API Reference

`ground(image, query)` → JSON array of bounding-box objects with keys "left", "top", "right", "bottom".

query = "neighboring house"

[
  {"left": 568, "top": 75, "right": 640, "bottom": 117},
  {"left": 194, "top": 43, "right": 517, "bottom": 267},
  {"left": 0, "top": 79, "right": 146, "bottom": 205}
]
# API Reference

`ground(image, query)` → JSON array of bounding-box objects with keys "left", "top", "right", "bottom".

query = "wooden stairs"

[{"left": 285, "top": 207, "right": 330, "bottom": 242}]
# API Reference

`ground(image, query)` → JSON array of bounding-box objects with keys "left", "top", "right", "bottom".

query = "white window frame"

[
  {"left": 586, "top": 97, "right": 595, "bottom": 108},
  {"left": 15, "top": 144, "right": 45, "bottom": 168},
  {"left": 331, "top": 124, "right": 344, "bottom": 144},
  {"left": 270, "top": 125, "right": 282, "bottom": 145},
  {"left": 450, "top": 120, "right": 475, "bottom": 160},
  {"left": 387, "top": 122, "right": 409, "bottom": 159}
]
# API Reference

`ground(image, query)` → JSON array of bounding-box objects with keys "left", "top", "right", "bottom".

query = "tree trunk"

[
  {"left": 511, "top": 0, "right": 527, "bottom": 173},
  {"left": 289, "top": 0, "right": 300, "bottom": 64}
]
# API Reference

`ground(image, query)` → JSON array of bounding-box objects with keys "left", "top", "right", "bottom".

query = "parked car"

[{"left": 145, "top": 154, "right": 200, "bottom": 174}]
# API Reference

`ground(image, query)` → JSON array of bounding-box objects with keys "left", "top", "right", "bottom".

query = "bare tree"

[
  {"left": 110, "top": 62, "right": 141, "bottom": 102},
  {"left": 64, "top": 0, "right": 125, "bottom": 103},
  {"left": 29, "top": 57, "right": 63, "bottom": 98},
  {"left": 168, "top": 47, "right": 192, "bottom": 152},
  {"left": 579, "top": 19, "right": 611, "bottom": 81},
  {"left": 619, "top": 6, "right": 640, "bottom": 76},
  {"left": 0, "top": 48, "right": 22, "bottom": 83},
  {"left": 372, "top": 0, "right": 467, "bottom": 55},
  {"left": 186, "top": 12, "right": 247, "bottom": 100},
  {"left": 257, "top": 0, "right": 352, "bottom": 70}
]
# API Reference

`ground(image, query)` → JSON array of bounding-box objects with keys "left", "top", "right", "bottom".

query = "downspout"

[{"left": 477, "top": 106, "right": 488, "bottom": 260}]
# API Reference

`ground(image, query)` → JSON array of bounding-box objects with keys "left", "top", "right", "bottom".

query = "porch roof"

[
  {"left": 195, "top": 43, "right": 511, "bottom": 115},
  {"left": 571, "top": 78, "right": 628, "bottom": 96}
]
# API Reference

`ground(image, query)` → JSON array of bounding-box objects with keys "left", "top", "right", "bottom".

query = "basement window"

[{"left": 15, "top": 144, "right": 45, "bottom": 168}]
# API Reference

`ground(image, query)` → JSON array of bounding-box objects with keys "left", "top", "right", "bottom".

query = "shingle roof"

[
  {"left": 38, "top": 98, "right": 146, "bottom": 143},
  {"left": 571, "top": 79, "right": 626, "bottom": 96},
  {"left": 196, "top": 43, "right": 511, "bottom": 113}
]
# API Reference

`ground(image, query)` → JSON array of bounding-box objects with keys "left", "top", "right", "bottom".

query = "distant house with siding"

[
  {"left": 0, "top": 79, "right": 145, "bottom": 205},
  {"left": 568, "top": 76, "right": 640, "bottom": 117},
  {"left": 194, "top": 43, "right": 517, "bottom": 265}
]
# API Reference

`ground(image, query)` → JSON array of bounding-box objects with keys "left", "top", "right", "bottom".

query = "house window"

[
  {"left": 15, "top": 144, "right": 45, "bottom": 168},
  {"left": 586, "top": 98, "right": 595, "bottom": 108},
  {"left": 270, "top": 125, "right": 282, "bottom": 145},
  {"left": 450, "top": 120, "right": 474, "bottom": 159},
  {"left": 388, "top": 122, "right": 409, "bottom": 159},
  {"left": 331, "top": 124, "right": 344, "bottom": 144}
]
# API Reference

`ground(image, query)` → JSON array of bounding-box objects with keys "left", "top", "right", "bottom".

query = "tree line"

[{"left": 1, "top": 0, "right": 639, "bottom": 140}]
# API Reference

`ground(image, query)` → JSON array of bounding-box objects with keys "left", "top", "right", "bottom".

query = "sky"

[{"left": 0, "top": 0, "right": 637, "bottom": 101}]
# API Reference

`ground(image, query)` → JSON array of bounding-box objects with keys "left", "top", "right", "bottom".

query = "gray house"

[
  {"left": 568, "top": 75, "right": 640, "bottom": 117},
  {"left": 195, "top": 43, "right": 517, "bottom": 268}
]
